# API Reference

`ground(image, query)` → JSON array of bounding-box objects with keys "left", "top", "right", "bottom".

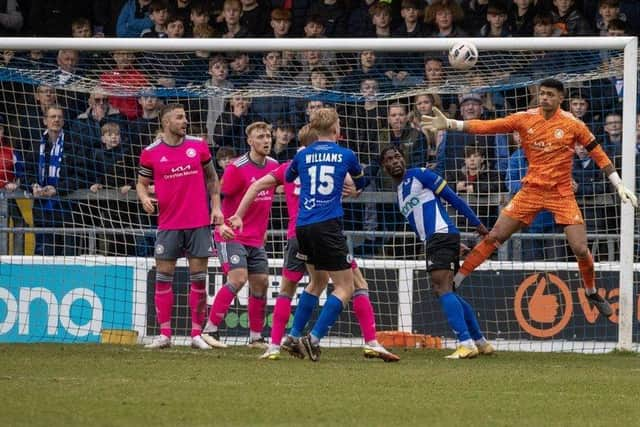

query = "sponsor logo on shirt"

[
  {"left": 303, "top": 197, "right": 316, "bottom": 210},
  {"left": 400, "top": 196, "right": 420, "bottom": 217},
  {"left": 164, "top": 164, "right": 199, "bottom": 180}
]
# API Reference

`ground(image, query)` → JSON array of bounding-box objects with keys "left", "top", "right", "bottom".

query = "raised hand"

[
  {"left": 616, "top": 183, "right": 638, "bottom": 208},
  {"left": 420, "top": 107, "right": 455, "bottom": 132}
]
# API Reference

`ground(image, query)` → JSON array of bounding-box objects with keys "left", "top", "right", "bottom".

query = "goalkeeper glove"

[
  {"left": 617, "top": 183, "right": 638, "bottom": 208},
  {"left": 608, "top": 171, "right": 638, "bottom": 208},
  {"left": 420, "top": 107, "right": 464, "bottom": 132}
]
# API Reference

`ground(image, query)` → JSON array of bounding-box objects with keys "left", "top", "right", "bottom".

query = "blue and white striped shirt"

[{"left": 396, "top": 167, "right": 459, "bottom": 241}]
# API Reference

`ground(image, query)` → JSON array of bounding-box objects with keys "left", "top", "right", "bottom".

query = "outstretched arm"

[
  {"left": 437, "top": 183, "right": 486, "bottom": 234},
  {"left": 421, "top": 107, "right": 516, "bottom": 134},
  {"left": 228, "top": 174, "right": 278, "bottom": 230}
]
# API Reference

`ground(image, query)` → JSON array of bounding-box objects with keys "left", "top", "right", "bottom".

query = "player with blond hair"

[
  {"left": 229, "top": 124, "right": 399, "bottom": 361},
  {"left": 421, "top": 78, "right": 637, "bottom": 317},
  {"left": 201, "top": 121, "right": 279, "bottom": 348}
]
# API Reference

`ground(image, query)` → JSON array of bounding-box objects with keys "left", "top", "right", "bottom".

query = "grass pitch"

[{"left": 1, "top": 344, "right": 639, "bottom": 427}]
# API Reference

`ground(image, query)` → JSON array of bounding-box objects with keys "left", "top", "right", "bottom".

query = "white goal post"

[{"left": 0, "top": 36, "right": 636, "bottom": 351}]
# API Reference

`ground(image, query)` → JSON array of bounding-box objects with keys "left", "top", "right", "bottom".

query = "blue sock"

[
  {"left": 289, "top": 291, "right": 318, "bottom": 338},
  {"left": 456, "top": 294, "right": 483, "bottom": 341},
  {"left": 310, "top": 294, "right": 344, "bottom": 341},
  {"left": 439, "top": 292, "right": 471, "bottom": 342}
]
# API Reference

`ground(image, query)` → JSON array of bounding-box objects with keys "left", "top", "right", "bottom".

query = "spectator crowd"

[{"left": 0, "top": 0, "right": 638, "bottom": 260}]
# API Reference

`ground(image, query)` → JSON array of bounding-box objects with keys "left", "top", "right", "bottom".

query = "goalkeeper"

[
  {"left": 421, "top": 78, "right": 638, "bottom": 317},
  {"left": 380, "top": 145, "right": 493, "bottom": 359}
]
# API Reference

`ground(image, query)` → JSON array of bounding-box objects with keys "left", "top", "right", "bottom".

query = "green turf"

[{"left": 1, "top": 344, "right": 639, "bottom": 427}]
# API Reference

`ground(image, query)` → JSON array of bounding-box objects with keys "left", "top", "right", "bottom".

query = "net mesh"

[{"left": 0, "top": 44, "right": 636, "bottom": 352}]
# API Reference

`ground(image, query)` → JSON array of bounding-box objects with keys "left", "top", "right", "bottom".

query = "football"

[{"left": 448, "top": 41, "right": 479, "bottom": 70}]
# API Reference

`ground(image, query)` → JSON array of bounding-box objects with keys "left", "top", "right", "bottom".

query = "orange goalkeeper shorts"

[{"left": 502, "top": 185, "right": 584, "bottom": 226}]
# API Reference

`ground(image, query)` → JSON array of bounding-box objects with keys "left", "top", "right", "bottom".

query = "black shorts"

[
  {"left": 295, "top": 218, "right": 350, "bottom": 271},
  {"left": 425, "top": 233, "right": 460, "bottom": 273}
]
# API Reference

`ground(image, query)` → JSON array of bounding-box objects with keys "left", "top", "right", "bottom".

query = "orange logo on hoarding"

[{"left": 514, "top": 273, "right": 573, "bottom": 338}]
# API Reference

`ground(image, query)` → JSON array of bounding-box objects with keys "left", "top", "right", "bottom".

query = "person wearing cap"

[{"left": 434, "top": 93, "right": 504, "bottom": 177}]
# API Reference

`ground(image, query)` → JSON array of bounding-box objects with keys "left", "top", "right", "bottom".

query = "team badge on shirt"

[
  {"left": 186, "top": 148, "right": 197, "bottom": 158},
  {"left": 155, "top": 244, "right": 165, "bottom": 255},
  {"left": 554, "top": 129, "right": 564, "bottom": 139}
]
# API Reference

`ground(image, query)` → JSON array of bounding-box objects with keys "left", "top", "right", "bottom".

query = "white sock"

[
  {"left": 250, "top": 330, "right": 262, "bottom": 341},
  {"left": 203, "top": 321, "right": 218, "bottom": 333},
  {"left": 585, "top": 287, "right": 596, "bottom": 296},
  {"left": 310, "top": 334, "right": 320, "bottom": 345},
  {"left": 475, "top": 337, "right": 488, "bottom": 346},
  {"left": 460, "top": 339, "right": 475, "bottom": 349},
  {"left": 268, "top": 343, "right": 280, "bottom": 351},
  {"left": 365, "top": 340, "right": 380, "bottom": 347}
]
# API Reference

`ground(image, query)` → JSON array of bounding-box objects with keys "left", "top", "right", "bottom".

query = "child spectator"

[
  {"left": 215, "top": 146, "right": 236, "bottom": 176},
  {"left": 227, "top": 51, "right": 258, "bottom": 87},
  {"left": 271, "top": 120, "right": 297, "bottom": 162},
  {"left": 205, "top": 55, "right": 234, "bottom": 142},
  {"left": 508, "top": 0, "right": 536, "bottom": 36},
  {"left": 219, "top": 0, "right": 250, "bottom": 38},
  {"left": 394, "top": 0, "right": 427, "bottom": 37},
  {"left": 117, "top": 0, "right": 153, "bottom": 38},
  {"left": 596, "top": 0, "right": 623, "bottom": 35},
  {"left": 100, "top": 51, "right": 150, "bottom": 120},
  {"left": 409, "top": 93, "right": 440, "bottom": 169},
  {"left": 307, "top": 0, "right": 349, "bottom": 37},
  {"left": 606, "top": 17, "right": 629, "bottom": 35},
  {"left": 165, "top": 14, "right": 186, "bottom": 37},
  {"left": 71, "top": 17, "right": 94, "bottom": 38},
  {"left": 240, "top": 0, "right": 270, "bottom": 36},
  {"left": 303, "top": 14, "right": 326, "bottom": 37},
  {"left": 368, "top": 2, "right": 392, "bottom": 37},
  {"left": 551, "top": 0, "right": 593, "bottom": 35},
  {"left": 186, "top": 1, "right": 211, "bottom": 37},
  {"left": 532, "top": 11, "right": 562, "bottom": 36},
  {"left": 446, "top": 144, "right": 503, "bottom": 228},
  {"left": 141, "top": 0, "right": 169, "bottom": 37},
  {"left": 269, "top": 8, "right": 293, "bottom": 38},
  {"left": 86, "top": 122, "right": 138, "bottom": 255},
  {"left": 169, "top": 0, "right": 193, "bottom": 24},
  {"left": 425, "top": 0, "right": 467, "bottom": 37},
  {"left": 479, "top": 1, "right": 511, "bottom": 37}
]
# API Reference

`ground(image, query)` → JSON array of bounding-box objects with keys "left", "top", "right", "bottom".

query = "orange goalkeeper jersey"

[{"left": 466, "top": 107, "right": 612, "bottom": 196}]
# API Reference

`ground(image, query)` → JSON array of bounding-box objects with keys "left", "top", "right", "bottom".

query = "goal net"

[{"left": 0, "top": 37, "right": 636, "bottom": 353}]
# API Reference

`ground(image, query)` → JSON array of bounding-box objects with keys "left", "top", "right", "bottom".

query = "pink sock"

[
  {"left": 207, "top": 284, "right": 237, "bottom": 327},
  {"left": 189, "top": 282, "right": 207, "bottom": 337},
  {"left": 270, "top": 295, "right": 292, "bottom": 345},
  {"left": 353, "top": 292, "right": 377, "bottom": 343},
  {"left": 154, "top": 281, "right": 173, "bottom": 338},
  {"left": 248, "top": 294, "right": 267, "bottom": 335}
]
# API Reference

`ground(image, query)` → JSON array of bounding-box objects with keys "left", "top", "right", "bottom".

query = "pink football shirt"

[
  {"left": 271, "top": 161, "right": 299, "bottom": 239},
  {"left": 139, "top": 136, "right": 212, "bottom": 230},
  {"left": 215, "top": 154, "right": 279, "bottom": 247}
]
